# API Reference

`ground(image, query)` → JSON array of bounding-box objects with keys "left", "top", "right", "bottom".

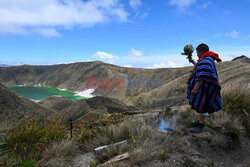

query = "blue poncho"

[{"left": 187, "top": 56, "right": 223, "bottom": 114}]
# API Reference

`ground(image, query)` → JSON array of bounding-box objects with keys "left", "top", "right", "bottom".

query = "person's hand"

[{"left": 191, "top": 88, "right": 198, "bottom": 95}]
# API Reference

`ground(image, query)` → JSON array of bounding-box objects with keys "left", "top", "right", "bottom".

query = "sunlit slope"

[{"left": 0, "top": 56, "right": 249, "bottom": 108}]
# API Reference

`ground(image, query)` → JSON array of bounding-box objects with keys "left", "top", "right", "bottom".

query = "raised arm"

[{"left": 187, "top": 56, "right": 196, "bottom": 66}]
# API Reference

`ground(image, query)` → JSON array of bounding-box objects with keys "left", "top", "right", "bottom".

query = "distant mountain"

[
  {"left": 0, "top": 64, "right": 10, "bottom": 67},
  {"left": 232, "top": 55, "right": 250, "bottom": 63},
  {"left": 0, "top": 57, "right": 249, "bottom": 108},
  {"left": 0, "top": 84, "right": 54, "bottom": 129}
]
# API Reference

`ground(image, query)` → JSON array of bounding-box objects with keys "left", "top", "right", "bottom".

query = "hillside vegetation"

[
  {"left": 0, "top": 84, "right": 54, "bottom": 130},
  {"left": 0, "top": 83, "right": 249, "bottom": 167},
  {"left": 1, "top": 56, "right": 249, "bottom": 108}
]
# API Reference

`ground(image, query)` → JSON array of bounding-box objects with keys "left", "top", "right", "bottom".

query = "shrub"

[
  {"left": 7, "top": 122, "right": 46, "bottom": 161},
  {"left": 18, "top": 161, "right": 36, "bottom": 167},
  {"left": 79, "top": 122, "right": 97, "bottom": 143},
  {"left": 159, "top": 149, "right": 169, "bottom": 162},
  {"left": 6, "top": 120, "right": 67, "bottom": 162}
]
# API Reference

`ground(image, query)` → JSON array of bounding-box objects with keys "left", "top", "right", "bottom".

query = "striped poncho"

[{"left": 187, "top": 56, "right": 223, "bottom": 114}]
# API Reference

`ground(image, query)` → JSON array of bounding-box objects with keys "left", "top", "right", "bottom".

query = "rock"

[{"left": 72, "top": 152, "right": 96, "bottom": 167}]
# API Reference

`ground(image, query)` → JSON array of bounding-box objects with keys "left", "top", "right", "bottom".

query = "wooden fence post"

[{"left": 69, "top": 119, "right": 73, "bottom": 139}]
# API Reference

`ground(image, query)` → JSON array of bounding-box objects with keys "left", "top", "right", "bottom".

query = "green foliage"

[
  {"left": 0, "top": 134, "right": 8, "bottom": 156},
  {"left": 159, "top": 149, "right": 169, "bottom": 162},
  {"left": 6, "top": 121, "right": 66, "bottom": 162},
  {"left": 80, "top": 125, "right": 95, "bottom": 143},
  {"left": 42, "top": 122, "right": 66, "bottom": 144},
  {"left": 90, "top": 160, "right": 100, "bottom": 167},
  {"left": 18, "top": 161, "right": 36, "bottom": 167},
  {"left": 7, "top": 124, "right": 45, "bottom": 161}
]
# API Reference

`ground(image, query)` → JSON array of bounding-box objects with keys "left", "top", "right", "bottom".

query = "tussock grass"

[
  {"left": 84, "top": 118, "right": 176, "bottom": 166},
  {"left": 42, "top": 139, "right": 78, "bottom": 161},
  {"left": 221, "top": 83, "right": 250, "bottom": 136},
  {"left": 222, "top": 83, "right": 250, "bottom": 116},
  {"left": 171, "top": 84, "right": 249, "bottom": 136},
  {"left": 206, "top": 112, "right": 245, "bottom": 135}
]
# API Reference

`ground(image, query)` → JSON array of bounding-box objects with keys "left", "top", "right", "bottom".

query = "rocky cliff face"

[{"left": 0, "top": 56, "right": 249, "bottom": 108}]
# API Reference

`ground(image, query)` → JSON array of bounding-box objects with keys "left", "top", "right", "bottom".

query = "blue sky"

[{"left": 0, "top": 0, "right": 250, "bottom": 68}]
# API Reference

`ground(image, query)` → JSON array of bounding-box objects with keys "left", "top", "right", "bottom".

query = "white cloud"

[
  {"left": 129, "top": 48, "right": 144, "bottom": 56},
  {"left": 225, "top": 30, "right": 239, "bottom": 39},
  {"left": 201, "top": 1, "right": 211, "bottom": 9},
  {"left": 123, "top": 64, "right": 133, "bottom": 67},
  {"left": 169, "top": 0, "right": 196, "bottom": 10},
  {"left": 213, "top": 33, "right": 222, "bottom": 38},
  {"left": 118, "top": 53, "right": 191, "bottom": 68},
  {"left": 146, "top": 61, "right": 183, "bottom": 69},
  {"left": 129, "top": 0, "right": 142, "bottom": 10},
  {"left": 217, "top": 49, "right": 250, "bottom": 61},
  {"left": 56, "top": 61, "right": 74, "bottom": 64},
  {"left": 32, "top": 28, "right": 61, "bottom": 37},
  {"left": 0, "top": 0, "right": 129, "bottom": 36},
  {"left": 92, "top": 51, "right": 119, "bottom": 64}
]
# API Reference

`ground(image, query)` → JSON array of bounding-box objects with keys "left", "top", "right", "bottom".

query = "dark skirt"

[{"left": 187, "top": 78, "right": 223, "bottom": 114}]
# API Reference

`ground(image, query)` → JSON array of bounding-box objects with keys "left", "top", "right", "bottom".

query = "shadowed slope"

[
  {"left": 53, "top": 96, "right": 135, "bottom": 123},
  {"left": 0, "top": 84, "right": 54, "bottom": 129},
  {"left": 39, "top": 96, "right": 74, "bottom": 111}
]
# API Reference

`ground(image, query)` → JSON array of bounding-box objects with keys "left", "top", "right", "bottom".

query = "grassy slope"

[
  {"left": 0, "top": 57, "right": 249, "bottom": 108},
  {"left": 0, "top": 84, "right": 54, "bottom": 130},
  {"left": 0, "top": 69, "right": 249, "bottom": 167}
]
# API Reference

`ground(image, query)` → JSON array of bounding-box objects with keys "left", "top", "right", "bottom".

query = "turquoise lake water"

[{"left": 7, "top": 86, "right": 88, "bottom": 102}]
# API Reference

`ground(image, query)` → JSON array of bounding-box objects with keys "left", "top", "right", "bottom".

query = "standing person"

[{"left": 187, "top": 43, "right": 223, "bottom": 133}]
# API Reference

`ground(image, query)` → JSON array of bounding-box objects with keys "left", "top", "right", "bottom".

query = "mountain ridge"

[
  {"left": 232, "top": 55, "right": 250, "bottom": 63},
  {"left": 0, "top": 56, "right": 249, "bottom": 108}
]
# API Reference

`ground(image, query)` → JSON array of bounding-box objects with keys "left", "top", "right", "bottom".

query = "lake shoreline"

[{"left": 7, "top": 85, "right": 95, "bottom": 102}]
